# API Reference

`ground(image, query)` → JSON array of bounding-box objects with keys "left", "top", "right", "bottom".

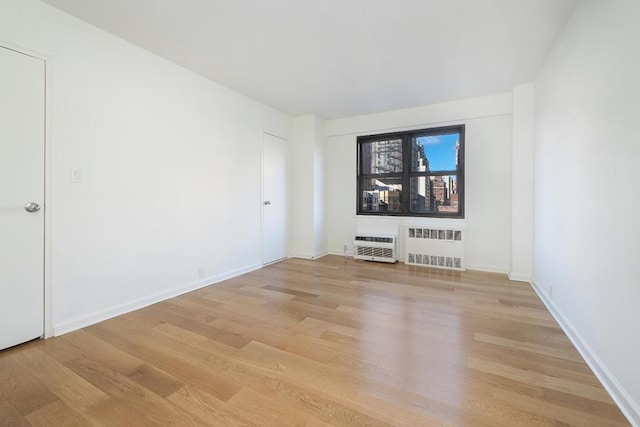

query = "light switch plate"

[{"left": 70, "top": 168, "right": 84, "bottom": 183}]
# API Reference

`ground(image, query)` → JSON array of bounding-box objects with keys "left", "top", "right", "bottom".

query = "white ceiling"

[{"left": 41, "top": 0, "right": 578, "bottom": 119}]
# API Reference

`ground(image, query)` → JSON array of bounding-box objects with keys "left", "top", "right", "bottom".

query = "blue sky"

[{"left": 416, "top": 133, "right": 459, "bottom": 171}]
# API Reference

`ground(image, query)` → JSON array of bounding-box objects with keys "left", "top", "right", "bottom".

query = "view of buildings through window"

[{"left": 358, "top": 126, "right": 464, "bottom": 217}]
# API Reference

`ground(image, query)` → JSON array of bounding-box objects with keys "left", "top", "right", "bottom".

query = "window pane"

[
  {"left": 410, "top": 175, "right": 459, "bottom": 213},
  {"left": 411, "top": 133, "right": 460, "bottom": 172},
  {"left": 361, "top": 139, "right": 403, "bottom": 174},
  {"left": 356, "top": 125, "right": 464, "bottom": 218},
  {"left": 362, "top": 177, "right": 402, "bottom": 212}
]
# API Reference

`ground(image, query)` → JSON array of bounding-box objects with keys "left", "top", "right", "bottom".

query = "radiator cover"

[{"left": 405, "top": 226, "right": 465, "bottom": 270}]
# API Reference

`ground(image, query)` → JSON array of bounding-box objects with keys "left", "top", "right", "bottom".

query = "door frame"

[
  {"left": 1, "top": 41, "right": 52, "bottom": 339},
  {"left": 261, "top": 131, "right": 289, "bottom": 265}
]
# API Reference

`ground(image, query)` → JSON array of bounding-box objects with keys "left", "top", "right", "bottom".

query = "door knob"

[
  {"left": 264, "top": 201, "right": 271, "bottom": 205},
  {"left": 24, "top": 202, "right": 41, "bottom": 213}
]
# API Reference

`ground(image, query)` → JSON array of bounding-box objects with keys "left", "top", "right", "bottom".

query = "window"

[{"left": 357, "top": 125, "right": 464, "bottom": 218}]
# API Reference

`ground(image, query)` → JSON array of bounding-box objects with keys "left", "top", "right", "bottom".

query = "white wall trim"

[
  {"left": 43, "top": 55, "right": 52, "bottom": 339},
  {"left": 531, "top": 278, "right": 640, "bottom": 427},
  {"left": 52, "top": 263, "right": 262, "bottom": 336},
  {"left": 465, "top": 264, "right": 508, "bottom": 275},
  {"left": 291, "top": 251, "right": 329, "bottom": 260},
  {"left": 263, "top": 256, "right": 290, "bottom": 267},
  {"left": 508, "top": 272, "right": 532, "bottom": 283},
  {"left": 329, "top": 250, "right": 354, "bottom": 257}
]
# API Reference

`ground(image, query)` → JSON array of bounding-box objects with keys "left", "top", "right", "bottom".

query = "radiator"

[
  {"left": 353, "top": 234, "right": 397, "bottom": 263},
  {"left": 405, "top": 226, "right": 464, "bottom": 270}
]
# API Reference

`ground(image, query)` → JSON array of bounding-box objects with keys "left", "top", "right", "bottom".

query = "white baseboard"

[
  {"left": 530, "top": 278, "right": 640, "bottom": 427},
  {"left": 465, "top": 264, "right": 509, "bottom": 274},
  {"left": 329, "top": 250, "right": 354, "bottom": 257},
  {"left": 53, "top": 263, "right": 262, "bottom": 336},
  {"left": 508, "top": 272, "right": 532, "bottom": 282},
  {"left": 290, "top": 251, "right": 328, "bottom": 260}
]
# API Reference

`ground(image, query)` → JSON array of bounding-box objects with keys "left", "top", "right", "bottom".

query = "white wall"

[
  {"left": 533, "top": 0, "right": 640, "bottom": 423},
  {"left": 0, "top": 0, "right": 290, "bottom": 335},
  {"left": 290, "top": 114, "right": 327, "bottom": 259},
  {"left": 313, "top": 119, "right": 327, "bottom": 256},
  {"left": 325, "top": 94, "right": 513, "bottom": 272},
  {"left": 290, "top": 116, "right": 316, "bottom": 258},
  {"left": 510, "top": 84, "right": 534, "bottom": 281}
]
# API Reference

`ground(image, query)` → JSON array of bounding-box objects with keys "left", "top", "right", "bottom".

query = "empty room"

[{"left": 1, "top": 0, "right": 638, "bottom": 425}]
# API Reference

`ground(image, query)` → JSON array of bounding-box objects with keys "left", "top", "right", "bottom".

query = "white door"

[
  {"left": 262, "top": 133, "right": 288, "bottom": 264},
  {"left": 0, "top": 46, "right": 45, "bottom": 350}
]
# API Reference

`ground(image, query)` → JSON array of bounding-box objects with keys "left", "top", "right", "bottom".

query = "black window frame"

[{"left": 356, "top": 124, "right": 465, "bottom": 218}]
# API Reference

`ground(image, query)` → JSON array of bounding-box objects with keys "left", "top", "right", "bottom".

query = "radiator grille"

[
  {"left": 353, "top": 233, "right": 397, "bottom": 263},
  {"left": 354, "top": 236, "right": 394, "bottom": 243},
  {"left": 405, "top": 227, "right": 464, "bottom": 271},
  {"left": 356, "top": 246, "right": 394, "bottom": 259}
]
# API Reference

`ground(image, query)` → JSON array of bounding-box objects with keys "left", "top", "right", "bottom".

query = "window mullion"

[{"left": 402, "top": 135, "right": 410, "bottom": 215}]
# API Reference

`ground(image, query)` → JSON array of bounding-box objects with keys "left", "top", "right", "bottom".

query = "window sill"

[{"left": 354, "top": 215, "right": 466, "bottom": 224}]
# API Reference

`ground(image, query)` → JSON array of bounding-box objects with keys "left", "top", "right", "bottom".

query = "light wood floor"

[{"left": 0, "top": 256, "right": 630, "bottom": 426}]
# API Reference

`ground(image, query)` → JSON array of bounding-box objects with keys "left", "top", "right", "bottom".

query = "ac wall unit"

[
  {"left": 353, "top": 233, "right": 397, "bottom": 263},
  {"left": 405, "top": 226, "right": 465, "bottom": 271}
]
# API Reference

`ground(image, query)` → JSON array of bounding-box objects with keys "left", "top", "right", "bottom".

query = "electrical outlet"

[
  {"left": 343, "top": 244, "right": 348, "bottom": 251},
  {"left": 197, "top": 268, "right": 205, "bottom": 279}
]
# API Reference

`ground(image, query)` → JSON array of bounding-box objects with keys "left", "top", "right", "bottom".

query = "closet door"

[
  {"left": 0, "top": 46, "right": 45, "bottom": 350},
  {"left": 262, "top": 133, "right": 288, "bottom": 264}
]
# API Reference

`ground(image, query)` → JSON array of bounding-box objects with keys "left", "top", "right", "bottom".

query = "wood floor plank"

[
  {"left": 226, "top": 388, "right": 333, "bottom": 427},
  {"left": 9, "top": 347, "right": 145, "bottom": 426},
  {"left": 166, "top": 385, "right": 256, "bottom": 426},
  {"left": 155, "top": 322, "right": 426, "bottom": 425},
  {"left": 25, "top": 400, "right": 89, "bottom": 427},
  {"left": 474, "top": 332, "right": 584, "bottom": 362},
  {"left": 0, "top": 355, "right": 59, "bottom": 416},
  {"left": 42, "top": 338, "right": 202, "bottom": 426},
  {"left": 0, "top": 399, "right": 30, "bottom": 427},
  {"left": 0, "top": 256, "right": 630, "bottom": 426},
  {"left": 470, "top": 340, "right": 603, "bottom": 387},
  {"left": 492, "top": 388, "right": 627, "bottom": 427},
  {"left": 152, "top": 322, "right": 396, "bottom": 427},
  {"left": 467, "top": 357, "right": 612, "bottom": 403},
  {"left": 87, "top": 320, "right": 243, "bottom": 402}
]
